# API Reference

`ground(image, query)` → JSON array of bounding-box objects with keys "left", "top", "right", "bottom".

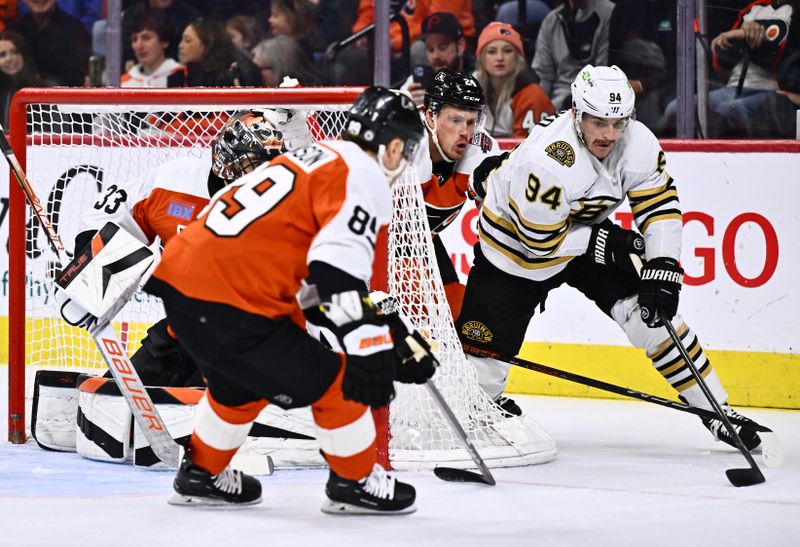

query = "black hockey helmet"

[
  {"left": 423, "top": 69, "right": 486, "bottom": 115},
  {"left": 211, "top": 110, "right": 286, "bottom": 182},
  {"left": 343, "top": 86, "right": 425, "bottom": 161}
]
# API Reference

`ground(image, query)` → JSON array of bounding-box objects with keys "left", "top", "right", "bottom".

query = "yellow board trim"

[{"left": 508, "top": 341, "right": 800, "bottom": 409}]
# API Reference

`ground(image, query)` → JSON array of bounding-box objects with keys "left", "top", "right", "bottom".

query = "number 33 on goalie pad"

[{"left": 55, "top": 222, "right": 155, "bottom": 326}]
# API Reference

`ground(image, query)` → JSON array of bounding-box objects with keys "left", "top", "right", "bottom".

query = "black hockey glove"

[
  {"left": 339, "top": 322, "right": 398, "bottom": 408},
  {"left": 384, "top": 315, "right": 439, "bottom": 384},
  {"left": 587, "top": 219, "right": 645, "bottom": 272},
  {"left": 638, "top": 257, "right": 684, "bottom": 328},
  {"left": 319, "top": 291, "right": 398, "bottom": 408}
]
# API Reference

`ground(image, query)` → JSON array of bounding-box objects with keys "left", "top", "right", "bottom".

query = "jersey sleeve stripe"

[
  {"left": 627, "top": 177, "right": 672, "bottom": 199},
  {"left": 629, "top": 188, "right": 679, "bottom": 217},
  {"left": 638, "top": 211, "right": 683, "bottom": 233}
]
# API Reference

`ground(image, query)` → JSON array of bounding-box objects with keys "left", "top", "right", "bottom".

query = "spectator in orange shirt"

[
  {"left": 351, "top": 0, "right": 475, "bottom": 53},
  {"left": 474, "top": 22, "right": 554, "bottom": 138}
]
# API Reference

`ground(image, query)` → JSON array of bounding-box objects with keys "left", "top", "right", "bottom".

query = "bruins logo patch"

[
  {"left": 545, "top": 141, "right": 575, "bottom": 167},
  {"left": 461, "top": 320, "right": 494, "bottom": 343}
]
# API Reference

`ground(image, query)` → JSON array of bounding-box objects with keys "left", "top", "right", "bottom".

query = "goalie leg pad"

[
  {"left": 132, "top": 385, "right": 204, "bottom": 468},
  {"left": 31, "top": 370, "right": 82, "bottom": 452},
  {"left": 76, "top": 375, "right": 133, "bottom": 463}
]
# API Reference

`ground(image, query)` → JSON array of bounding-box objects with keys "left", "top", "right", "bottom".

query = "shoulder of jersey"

[
  {"left": 620, "top": 120, "right": 662, "bottom": 172},
  {"left": 521, "top": 112, "right": 582, "bottom": 172},
  {"left": 469, "top": 130, "right": 497, "bottom": 154},
  {"left": 149, "top": 155, "right": 212, "bottom": 197},
  {"left": 283, "top": 140, "right": 382, "bottom": 180}
]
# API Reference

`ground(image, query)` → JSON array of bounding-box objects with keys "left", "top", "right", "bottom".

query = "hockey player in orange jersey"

[
  {"left": 145, "top": 87, "right": 438, "bottom": 513},
  {"left": 59, "top": 109, "right": 307, "bottom": 388},
  {"left": 414, "top": 69, "right": 503, "bottom": 323}
]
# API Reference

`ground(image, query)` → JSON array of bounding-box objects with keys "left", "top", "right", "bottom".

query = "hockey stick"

[
  {"left": 660, "top": 312, "right": 765, "bottom": 486},
  {"left": 426, "top": 380, "right": 496, "bottom": 485},
  {"left": 632, "top": 254, "right": 764, "bottom": 486},
  {"left": 0, "top": 126, "right": 180, "bottom": 467},
  {"left": 367, "top": 290, "right": 494, "bottom": 485},
  {"left": 461, "top": 343, "right": 783, "bottom": 469}
]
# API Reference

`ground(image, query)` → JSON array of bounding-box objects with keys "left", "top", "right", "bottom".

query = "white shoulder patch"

[{"left": 287, "top": 143, "right": 337, "bottom": 173}]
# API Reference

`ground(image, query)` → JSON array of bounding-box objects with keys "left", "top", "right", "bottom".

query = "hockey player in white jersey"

[{"left": 457, "top": 64, "right": 766, "bottom": 452}]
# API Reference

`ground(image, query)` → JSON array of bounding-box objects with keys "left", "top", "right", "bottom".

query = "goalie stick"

[
  {"left": 0, "top": 126, "right": 182, "bottom": 467},
  {"left": 635, "top": 253, "right": 764, "bottom": 486}
]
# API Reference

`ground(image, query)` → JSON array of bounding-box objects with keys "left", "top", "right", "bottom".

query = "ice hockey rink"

[{"left": 1, "top": 368, "right": 798, "bottom": 547}]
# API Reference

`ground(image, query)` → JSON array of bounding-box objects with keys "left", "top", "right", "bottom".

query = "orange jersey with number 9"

[{"left": 151, "top": 141, "right": 392, "bottom": 321}]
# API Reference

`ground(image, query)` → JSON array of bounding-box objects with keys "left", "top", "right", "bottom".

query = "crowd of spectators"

[{"left": 0, "top": 0, "right": 797, "bottom": 139}]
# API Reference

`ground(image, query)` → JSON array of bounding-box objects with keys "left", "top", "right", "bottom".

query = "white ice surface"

[{"left": 2, "top": 369, "right": 799, "bottom": 547}]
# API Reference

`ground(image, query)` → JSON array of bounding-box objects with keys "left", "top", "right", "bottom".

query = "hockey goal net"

[{"left": 7, "top": 87, "right": 555, "bottom": 469}]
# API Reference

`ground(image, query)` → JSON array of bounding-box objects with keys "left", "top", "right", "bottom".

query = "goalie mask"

[
  {"left": 344, "top": 86, "right": 425, "bottom": 180},
  {"left": 211, "top": 111, "right": 286, "bottom": 182},
  {"left": 571, "top": 64, "right": 636, "bottom": 142}
]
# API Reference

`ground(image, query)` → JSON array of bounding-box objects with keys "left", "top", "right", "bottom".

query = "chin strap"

[{"left": 425, "top": 115, "right": 456, "bottom": 164}]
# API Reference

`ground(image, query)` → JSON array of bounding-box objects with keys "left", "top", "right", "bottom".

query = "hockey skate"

[
  {"left": 169, "top": 454, "right": 262, "bottom": 506},
  {"left": 701, "top": 404, "right": 762, "bottom": 452},
  {"left": 322, "top": 463, "right": 416, "bottom": 515},
  {"left": 495, "top": 396, "right": 523, "bottom": 416}
]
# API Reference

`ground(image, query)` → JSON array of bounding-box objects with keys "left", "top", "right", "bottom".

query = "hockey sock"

[
  {"left": 190, "top": 392, "right": 268, "bottom": 474},
  {"left": 312, "top": 364, "right": 377, "bottom": 481}
]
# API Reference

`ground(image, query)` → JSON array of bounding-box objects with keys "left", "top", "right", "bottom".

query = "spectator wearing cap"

[
  {"left": 351, "top": 0, "right": 475, "bottom": 53},
  {"left": 401, "top": 12, "right": 477, "bottom": 105},
  {"left": 473, "top": 22, "right": 554, "bottom": 138},
  {"left": 531, "top": 0, "right": 615, "bottom": 110}
]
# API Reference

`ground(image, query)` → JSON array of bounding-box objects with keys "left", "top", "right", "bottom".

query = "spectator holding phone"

[
  {"left": 402, "top": 12, "right": 475, "bottom": 105},
  {"left": 473, "top": 22, "right": 553, "bottom": 138}
]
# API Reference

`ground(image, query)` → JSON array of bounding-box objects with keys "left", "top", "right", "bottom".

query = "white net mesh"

[
  {"left": 387, "top": 170, "right": 555, "bottom": 469},
  {"left": 14, "top": 90, "right": 555, "bottom": 469}
]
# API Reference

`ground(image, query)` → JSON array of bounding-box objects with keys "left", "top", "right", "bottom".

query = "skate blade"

[
  {"left": 320, "top": 500, "right": 416, "bottom": 516},
  {"left": 168, "top": 492, "right": 262, "bottom": 507}
]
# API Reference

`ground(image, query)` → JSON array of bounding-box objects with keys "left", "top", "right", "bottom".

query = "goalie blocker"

[{"left": 53, "top": 221, "right": 156, "bottom": 329}]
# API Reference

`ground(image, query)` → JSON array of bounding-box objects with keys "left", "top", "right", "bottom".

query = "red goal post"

[{"left": 7, "top": 87, "right": 556, "bottom": 471}]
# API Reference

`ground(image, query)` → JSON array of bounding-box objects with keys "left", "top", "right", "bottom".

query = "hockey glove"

[
  {"left": 368, "top": 290, "right": 438, "bottom": 384},
  {"left": 320, "top": 291, "right": 397, "bottom": 408},
  {"left": 384, "top": 315, "right": 438, "bottom": 384},
  {"left": 53, "top": 286, "right": 97, "bottom": 331},
  {"left": 587, "top": 219, "right": 645, "bottom": 272},
  {"left": 339, "top": 323, "right": 398, "bottom": 408},
  {"left": 467, "top": 151, "right": 510, "bottom": 205},
  {"left": 638, "top": 257, "right": 684, "bottom": 328}
]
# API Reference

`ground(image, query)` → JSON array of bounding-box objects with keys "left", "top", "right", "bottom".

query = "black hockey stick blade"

[
  {"left": 434, "top": 466, "right": 496, "bottom": 485},
  {"left": 726, "top": 467, "right": 766, "bottom": 488}
]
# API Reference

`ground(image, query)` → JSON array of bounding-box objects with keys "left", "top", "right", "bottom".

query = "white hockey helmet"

[{"left": 571, "top": 65, "right": 635, "bottom": 138}]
